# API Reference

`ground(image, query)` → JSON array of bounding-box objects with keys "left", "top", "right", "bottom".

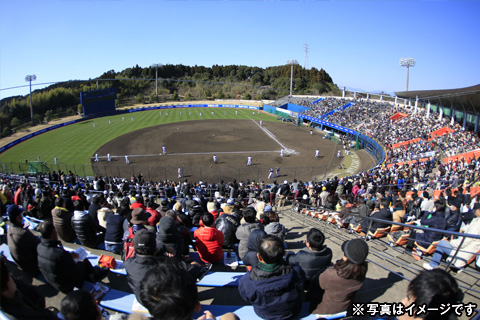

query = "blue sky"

[{"left": 1, "top": 0, "right": 479, "bottom": 99}]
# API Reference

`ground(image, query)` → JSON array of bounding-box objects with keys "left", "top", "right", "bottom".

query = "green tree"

[
  {"left": 33, "top": 114, "right": 42, "bottom": 125},
  {"left": 10, "top": 117, "right": 20, "bottom": 128},
  {"left": 216, "top": 89, "right": 225, "bottom": 99},
  {"left": 78, "top": 104, "right": 83, "bottom": 115},
  {"left": 185, "top": 93, "right": 192, "bottom": 101},
  {"left": 242, "top": 93, "right": 252, "bottom": 100},
  {"left": 203, "top": 89, "right": 212, "bottom": 99},
  {"left": 45, "top": 110, "right": 53, "bottom": 122},
  {"left": 149, "top": 93, "right": 155, "bottom": 103},
  {"left": 172, "top": 91, "right": 179, "bottom": 101},
  {"left": 136, "top": 93, "right": 144, "bottom": 104}
]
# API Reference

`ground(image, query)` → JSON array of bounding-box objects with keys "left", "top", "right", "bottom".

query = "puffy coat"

[
  {"left": 445, "top": 208, "right": 461, "bottom": 230},
  {"left": 156, "top": 216, "right": 184, "bottom": 259},
  {"left": 52, "top": 207, "right": 76, "bottom": 243},
  {"left": 215, "top": 212, "right": 241, "bottom": 247},
  {"left": 7, "top": 223, "right": 40, "bottom": 276},
  {"left": 238, "top": 264, "right": 305, "bottom": 320},
  {"left": 236, "top": 222, "right": 264, "bottom": 260},
  {"left": 72, "top": 210, "right": 102, "bottom": 248},
  {"left": 194, "top": 226, "right": 224, "bottom": 263},
  {"left": 286, "top": 246, "right": 333, "bottom": 282},
  {"left": 37, "top": 239, "right": 85, "bottom": 293}
]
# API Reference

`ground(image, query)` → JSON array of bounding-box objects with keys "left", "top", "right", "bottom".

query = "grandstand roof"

[{"left": 395, "top": 84, "right": 480, "bottom": 114}]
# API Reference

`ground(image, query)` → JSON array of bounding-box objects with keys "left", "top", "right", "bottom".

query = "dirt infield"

[{"left": 93, "top": 119, "right": 376, "bottom": 182}]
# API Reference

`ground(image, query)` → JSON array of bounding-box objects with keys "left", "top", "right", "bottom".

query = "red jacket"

[
  {"left": 146, "top": 207, "right": 161, "bottom": 226},
  {"left": 131, "top": 202, "right": 146, "bottom": 211},
  {"left": 194, "top": 226, "right": 224, "bottom": 263}
]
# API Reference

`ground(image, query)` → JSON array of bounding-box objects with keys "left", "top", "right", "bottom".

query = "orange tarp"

[
  {"left": 392, "top": 138, "right": 421, "bottom": 149},
  {"left": 443, "top": 149, "right": 480, "bottom": 163},
  {"left": 386, "top": 158, "right": 429, "bottom": 168},
  {"left": 428, "top": 127, "right": 454, "bottom": 141},
  {"left": 405, "top": 186, "right": 480, "bottom": 201},
  {"left": 389, "top": 112, "right": 409, "bottom": 123}
]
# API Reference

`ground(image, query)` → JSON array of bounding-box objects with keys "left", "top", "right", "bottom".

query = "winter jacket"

[
  {"left": 415, "top": 210, "right": 446, "bottom": 247},
  {"left": 242, "top": 229, "right": 267, "bottom": 268},
  {"left": 105, "top": 213, "right": 125, "bottom": 244},
  {"left": 0, "top": 279, "right": 58, "bottom": 320},
  {"left": 37, "top": 239, "right": 85, "bottom": 293},
  {"left": 72, "top": 210, "right": 102, "bottom": 248},
  {"left": 450, "top": 217, "right": 480, "bottom": 267},
  {"left": 362, "top": 208, "right": 392, "bottom": 233},
  {"left": 125, "top": 255, "right": 164, "bottom": 304},
  {"left": 146, "top": 207, "right": 161, "bottom": 226},
  {"left": 236, "top": 222, "right": 264, "bottom": 260},
  {"left": 215, "top": 212, "right": 241, "bottom": 247},
  {"left": 52, "top": 206, "right": 76, "bottom": 243},
  {"left": 392, "top": 207, "right": 406, "bottom": 223},
  {"left": 156, "top": 216, "right": 184, "bottom": 259},
  {"left": 7, "top": 223, "right": 40, "bottom": 276},
  {"left": 238, "top": 263, "right": 305, "bottom": 320},
  {"left": 194, "top": 226, "right": 224, "bottom": 263},
  {"left": 265, "top": 222, "right": 286, "bottom": 240},
  {"left": 286, "top": 246, "right": 333, "bottom": 282},
  {"left": 445, "top": 208, "right": 461, "bottom": 230},
  {"left": 309, "top": 266, "right": 364, "bottom": 315}
]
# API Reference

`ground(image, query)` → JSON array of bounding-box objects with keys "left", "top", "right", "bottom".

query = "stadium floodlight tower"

[
  {"left": 399, "top": 58, "right": 416, "bottom": 91},
  {"left": 25, "top": 74, "right": 37, "bottom": 125},
  {"left": 287, "top": 60, "right": 298, "bottom": 98},
  {"left": 152, "top": 63, "right": 162, "bottom": 99}
]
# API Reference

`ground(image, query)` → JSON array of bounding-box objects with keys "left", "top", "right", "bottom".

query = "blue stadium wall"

[{"left": 299, "top": 114, "right": 385, "bottom": 165}]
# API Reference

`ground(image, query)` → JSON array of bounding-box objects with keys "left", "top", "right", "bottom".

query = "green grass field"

[{"left": 0, "top": 108, "right": 279, "bottom": 175}]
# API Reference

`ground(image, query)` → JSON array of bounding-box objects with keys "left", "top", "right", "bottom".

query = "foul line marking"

[{"left": 249, "top": 119, "right": 298, "bottom": 155}]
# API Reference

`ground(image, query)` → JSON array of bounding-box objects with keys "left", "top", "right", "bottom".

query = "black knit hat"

[{"left": 341, "top": 239, "right": 369, "bottom": 264}]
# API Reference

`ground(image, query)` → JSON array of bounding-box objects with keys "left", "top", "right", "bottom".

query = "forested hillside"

[{"left": 0, "top": 64, "right": 339, "bottom": 137}]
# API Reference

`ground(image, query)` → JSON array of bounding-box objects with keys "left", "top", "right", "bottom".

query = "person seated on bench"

[
  {"left": 405, "top": 200, "right": 446, "bottom": 256},
  {"left": 37, "top": 221, "right": 108, "bottom": 294},
  {"left": 138, "top": 258, "right": 222, "bottom": 320},
  {"left": 423, "top": 207, "right": 480, "bottom": 272},
  {"left": 238, "top": 235, "right": 305, "bottom": 320},
  {"left": 72, "top": 200, "right": 105, "bottom": 249},
  {"left": 60, "top": 290, "right": 104, "bottom": 320},
  {"left": 0, "top": 256, "right": 58, "bottom": 320},
  {"left": 194, "top": 213, "right": 224, "bottom": 264},
  {"left": 360, "top": 198, "right": 392, "bottom": 235},
  {"left": 397, "top": 269, "right": 462, "bottom": 320},
  {"left": 125, "top": 229, "right": 204, "bottom": 306},
  {"left": 309, "top": 238, "right": 368, "bottom": 316},
  {"left": 242, "top": 229, "right": 267, "bottom": 269},
  {"left": 285, "top": 228, "right": 332, "bottom": 287},
  {"left": 6, "top": 204, "right": 41, "bottom": 277}
]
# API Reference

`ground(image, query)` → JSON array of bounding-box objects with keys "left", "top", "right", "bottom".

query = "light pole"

[
  {"left": 25, "top": 75, "right": 37, "bottom": 125},
  {"left": 399, "top": 58, "right": 415, "bottom": 91},
  {"left": 151, "top": 63, "right": 162, "bottom": 100},
  {"left": 286, "top": 60, "right": 298, "bottom": 98}
]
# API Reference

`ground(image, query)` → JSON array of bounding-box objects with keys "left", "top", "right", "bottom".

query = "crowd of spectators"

[{"left": 3, "top": 96, "right": 480, "bottom": 319}]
